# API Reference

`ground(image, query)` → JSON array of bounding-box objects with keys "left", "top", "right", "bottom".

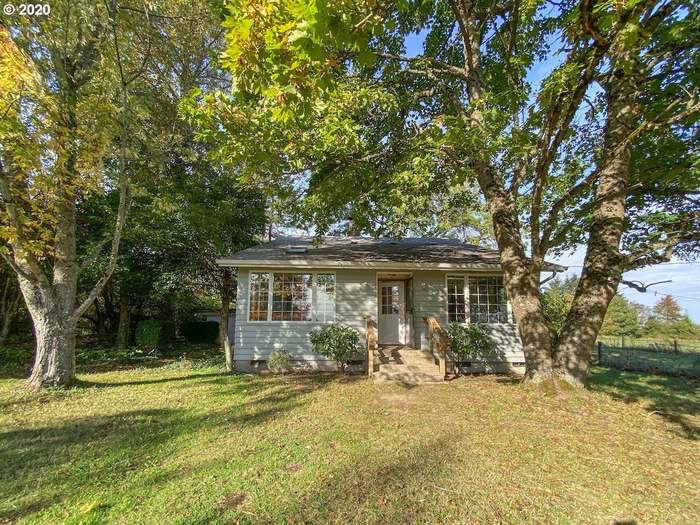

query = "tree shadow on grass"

[
  {"left": 75, "top": 371, "right": 229, "bottom": 388},
  {"left": 587, "top": 367, "right": 699, "bottom": 440},
  {"left": 0, "top": 374, "right": 334, "bottom": 522},
  {"left": 178, "top": 434, "right": 459, "bottom": 524}
]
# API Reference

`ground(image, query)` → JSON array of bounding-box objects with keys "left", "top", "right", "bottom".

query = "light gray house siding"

[
  {"left": 233, "top": 267, "right": 525, "bottom": 370},
  {"left": 233, "top": 268, "right": 376, "bottom": 368},
  {"left": 409, "top": 271, "right": 524, "bottom": 368}
]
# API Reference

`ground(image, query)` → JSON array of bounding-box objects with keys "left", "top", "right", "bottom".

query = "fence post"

[
  {"left": 673, "top": 339, "right": 678, "bottom": 353},
  {"left": 597, "top": 341, "right": 602, "bottom": 365},
  {"left": 621, "top": 335, "right": 625, "bottom": 349}
]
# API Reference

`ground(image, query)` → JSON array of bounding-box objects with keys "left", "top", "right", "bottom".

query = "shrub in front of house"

[
  {"left": 268, "top": 349, "right": 292, "bottom": 374},
  {"left": 447, "top": 323, "right": 496, "bottom": 373},
  {"left": 135, "top": 320, "right": 175, "bottom": 351},
  {"left": 181, "top": 321, "right": 219, "bottom": 344},
  {"left": 309, "top": 324, "right": 361, "bottom": 372}
]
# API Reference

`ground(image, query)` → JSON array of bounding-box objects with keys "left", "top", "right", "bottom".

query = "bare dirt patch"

[{"left": 218, "top": 491, "right": 250, "bottom": 510}]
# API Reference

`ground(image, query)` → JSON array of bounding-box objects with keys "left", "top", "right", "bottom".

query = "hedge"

[
  {"left": 135, "top": 320, "right": 175, "bottom": 350},
  {"left": 181, "top": 321, "right": 220, "bottom": 344}
]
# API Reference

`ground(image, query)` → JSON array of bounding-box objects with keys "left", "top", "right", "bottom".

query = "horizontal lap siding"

[
  {"left": 411, "top": 270, "right": 524, "bottom": 362},
  {"left": 411, "top": 271, "right": 448, "bottom": 350},
  {"left": 234, "top": 269, "right": 376, "bottom": 361},
  {"left": 483, "top": 323, "right": 524, "bottom": 362},
  {"left": 235, "top": 267, "right": 523, "bottom": 363}
]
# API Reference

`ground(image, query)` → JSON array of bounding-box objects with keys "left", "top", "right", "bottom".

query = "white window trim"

[
  {"left": 445, "top": 274, "right": 513, "bottom": 325},
  {"left": 247, "top": 270, "right": 336, "bottom": 323}
]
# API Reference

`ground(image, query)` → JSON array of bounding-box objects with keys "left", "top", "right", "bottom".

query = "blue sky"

[{"left": 552, "top": 248, "right": 700, "bottom": 321}]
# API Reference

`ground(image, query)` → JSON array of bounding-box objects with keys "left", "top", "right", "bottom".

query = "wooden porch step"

[
  {"left": 399, "top": 351, "right": 438, "bottom": 366},
  {"left": 373, "top": 346, "right": 445, "bottom": 384}
]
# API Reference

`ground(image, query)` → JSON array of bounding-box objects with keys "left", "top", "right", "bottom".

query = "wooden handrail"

[
  {"left": 423, "top": 315, "right": 449, "bottom": 379},
  {"left": 364, "top": 314, "right": 377, "bottom": 377}
]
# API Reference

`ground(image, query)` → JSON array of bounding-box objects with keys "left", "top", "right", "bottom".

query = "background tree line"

[
  {"left": 0, "top": 0, "right": 267, "bottom": 387},
  {"left": 543, "top": 276, "right": 699, "bottom": 340}
]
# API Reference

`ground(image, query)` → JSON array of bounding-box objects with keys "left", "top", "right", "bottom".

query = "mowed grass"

[{"left": 1, "top": 361, "right": 698, "bottom": 524}]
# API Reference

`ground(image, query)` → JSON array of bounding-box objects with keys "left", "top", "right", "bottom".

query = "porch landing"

[{"left": 373, "top": 345, "right": 445, "bottom": 385}]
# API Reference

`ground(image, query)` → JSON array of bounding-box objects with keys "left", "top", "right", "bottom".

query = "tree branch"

[
  {"left": 373, "top": 51, "right": 470, "bottom": 82},
  {"left": 74, "top": 2, "right": 134, "bottom": 321},
  {"left": 623, "top": 231, "right": 700, "bottom": 271}
]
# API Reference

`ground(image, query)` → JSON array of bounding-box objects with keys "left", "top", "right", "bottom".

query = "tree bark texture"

[
  {"left": 20, "top": 276, "right": 77, "bottom": 389},
  {"left": 553, "top": 49, "right": 639, "bottom": 386},
  {"left": 477, "top": 165, "right": 558, "bottom": 384},
  {"left": 220, "top": 268, "right": 234, "bottom": 372},
  {"left": 117, "top": 293, "right": 129, "bottom": 350}
]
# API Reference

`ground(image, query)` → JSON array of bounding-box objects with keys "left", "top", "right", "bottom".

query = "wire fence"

[
  {"left": 596, "top": 336, "right": 700, "bottom": 353},
  {"left": 592, "top": 340, "right": 700, "bottom": 378}
]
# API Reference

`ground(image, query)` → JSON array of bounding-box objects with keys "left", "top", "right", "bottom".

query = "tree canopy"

[{"left": 193, "top": 0, "right": 699, "bottom": 386}]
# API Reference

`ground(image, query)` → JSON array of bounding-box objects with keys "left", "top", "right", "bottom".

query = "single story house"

[{"left": 217, "top": 236, "right": 564, "bottom": 380}]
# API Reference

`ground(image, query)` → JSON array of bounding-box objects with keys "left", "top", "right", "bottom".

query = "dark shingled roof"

[{"left": 216, "top": 237, "right": 566, "bottom": 272}]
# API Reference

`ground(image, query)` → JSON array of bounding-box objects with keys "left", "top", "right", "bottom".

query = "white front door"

[{"left": 378, "top": 281, "right": 406, "bottom": 345}]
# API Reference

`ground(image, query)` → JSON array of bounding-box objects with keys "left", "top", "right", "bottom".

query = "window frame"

[
  {"left": 444, "top": 274, "right": 512, "bottom": 325},
  {"left": 446, "top": 275, "right": 467, "bottom": 323},
  {"left": 314, "top": 272, "right": 337, "bottom": 323},
  {"left": 247, "top": 270, "right": 336, "bottom": 323}
]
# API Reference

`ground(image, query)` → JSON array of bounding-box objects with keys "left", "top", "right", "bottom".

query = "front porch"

[{"left": 371, "top": 345, "right": 445, "bottom": 384}]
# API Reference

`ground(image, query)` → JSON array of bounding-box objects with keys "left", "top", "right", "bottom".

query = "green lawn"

[{"left": 1, "top": 358, "right": 698, "bottom": 524}]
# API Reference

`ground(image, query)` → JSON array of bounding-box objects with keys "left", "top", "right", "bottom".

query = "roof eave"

[{"left": 216, "top": 258, "right": 566, "bottom": 272}]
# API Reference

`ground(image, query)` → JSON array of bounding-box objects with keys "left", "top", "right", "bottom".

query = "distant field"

[
  {"left": 597, "top": 336, "right": 700, "bottom": 352},
  {"left": 594, "top": 337, "right": 700, "bottom": 378}
]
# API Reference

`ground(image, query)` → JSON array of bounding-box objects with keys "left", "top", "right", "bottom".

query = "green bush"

[
  {"left": 268, "top": 349, "right": 292, "bottom": 374},
  {"left": 0, "top": 345, "right": 33, "bottom": 373},
  {"left": 181, "top": 321, "right": 219, "bottom": 343},
  {"left": 135, "top": 320, "right": 175, "bottom": 350},
  {"left": 309, "top": 324, "right": 360, "bottom": 372},
  {"left": 447, "top": 323, "right": 496, "bottom": 363}
]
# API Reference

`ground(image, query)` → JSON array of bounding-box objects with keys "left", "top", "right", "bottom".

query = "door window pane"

[{"left": 381, "top": 285, "right": 400, "bottom": 314}]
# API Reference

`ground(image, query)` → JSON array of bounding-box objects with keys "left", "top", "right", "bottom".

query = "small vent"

[{"left": 286, "top": 246, "right": 308, "bottom": 254}]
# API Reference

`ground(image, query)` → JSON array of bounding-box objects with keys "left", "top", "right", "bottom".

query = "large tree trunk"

[
  {"left": 19, "top": 278, "right": 77, "bottom": 389},
  {"left": 220, "top": 268, "right": 234, "bottom": 371},
  {"left": 0, "top": 15, "right": 130, "bottom": 390},
  {"left": 553, "top": 50, "right": 638, "bottom": 387},
  {"left": 28, "top": 314, "right": 76, "bottom": 388},
  {"left": 450, "top": 5, "right": 560, "bottom": 385},
  {"left": 477, "top": 165, "right": 558, "bottom": 384}
]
